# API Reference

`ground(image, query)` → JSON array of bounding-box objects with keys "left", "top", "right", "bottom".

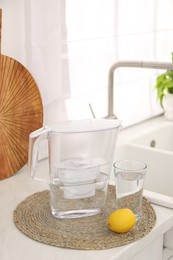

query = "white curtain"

[
  {"left": 25, "top": 0, "right": 70, "bottom": 125},
  {"left": 2, "top": 0, "right": 173, "bottom": 126}
]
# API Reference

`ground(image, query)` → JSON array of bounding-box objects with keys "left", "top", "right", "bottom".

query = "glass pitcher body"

[{"left": 28, "top": 119, "right": 121, "bottom": 218}]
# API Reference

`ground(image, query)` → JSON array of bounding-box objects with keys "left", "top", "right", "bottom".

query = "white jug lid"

[{"left": 51, "top": 119, "right": 122, "bottom": 133}]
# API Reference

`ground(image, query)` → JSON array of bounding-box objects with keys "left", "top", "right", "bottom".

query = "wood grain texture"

[
  {"left": 0, "top": 9, "right": 43, "bottom": 179},
  {"left": 0, "top": 9, "right": 2, "bottom": 53}
]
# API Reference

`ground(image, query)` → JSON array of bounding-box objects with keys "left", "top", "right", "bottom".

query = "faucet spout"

[{"left": 106, "top": 60, "right": 173, "bottom": 119}]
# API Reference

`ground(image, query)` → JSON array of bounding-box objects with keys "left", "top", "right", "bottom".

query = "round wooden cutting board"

[{"left": 0, "top": 9, "right": 43, "bottom": 180}]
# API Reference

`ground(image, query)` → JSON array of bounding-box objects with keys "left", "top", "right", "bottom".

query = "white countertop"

[{"left": 1, "top": 115, "right": 173, "bottom": 260}]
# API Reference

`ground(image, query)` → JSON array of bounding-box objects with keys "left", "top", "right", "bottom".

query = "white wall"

[{"left": 0, "top": 0, "right": 26, "bottom": 66}]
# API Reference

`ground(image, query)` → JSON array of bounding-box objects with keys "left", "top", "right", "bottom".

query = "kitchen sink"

[
  {"left": 129, "top": 121, "right": 173, "bottom": 153},
  {"left": 111, "top": 142, "right": 173, "bottom": 209}
]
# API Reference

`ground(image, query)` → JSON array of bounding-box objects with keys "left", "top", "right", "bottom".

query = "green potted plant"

[{"left": 155, "top": 53, "right": 173, "bottom": 120}]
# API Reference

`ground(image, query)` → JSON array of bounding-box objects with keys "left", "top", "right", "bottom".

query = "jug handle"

[{"left": 28, "top": 126, "right": 51, "bottom": 182}]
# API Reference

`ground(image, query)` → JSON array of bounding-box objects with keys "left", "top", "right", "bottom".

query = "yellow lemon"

[{"left": 108, "top": 208, "right": 136, "bottom": 233}]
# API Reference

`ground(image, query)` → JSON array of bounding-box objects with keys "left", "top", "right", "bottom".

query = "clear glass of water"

[{"left": 113, "top": 160, "right": 147, "bottom": 220}]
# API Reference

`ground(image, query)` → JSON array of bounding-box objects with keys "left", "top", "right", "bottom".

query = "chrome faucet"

[{"left": 106, "top": 60, "right": 173, "bottom": 119}]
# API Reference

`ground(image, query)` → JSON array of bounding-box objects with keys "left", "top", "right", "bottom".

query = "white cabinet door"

[
  {"left": 164, "top": 227, "right": 173, "bottom": 249},
  {"left": 130, "top": 236, "right": 163, "bottom": 260}
]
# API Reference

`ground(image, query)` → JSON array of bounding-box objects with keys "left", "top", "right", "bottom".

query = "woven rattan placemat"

[{"left": 13, "top": 185, "right": 156, "bottom": 250}]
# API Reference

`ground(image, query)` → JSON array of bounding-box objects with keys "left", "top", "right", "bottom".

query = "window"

[{"left": 2, "top": 0, "right": 173, "bottom": 126}]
